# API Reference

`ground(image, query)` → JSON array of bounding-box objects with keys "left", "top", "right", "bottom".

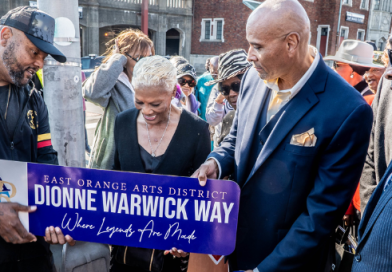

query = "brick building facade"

[{"left": 190, "top": 0, "right": 370, "bottom": 73}]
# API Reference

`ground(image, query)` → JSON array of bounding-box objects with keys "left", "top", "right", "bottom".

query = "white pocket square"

[{"left": 290, "top": 128, "right": 317, "bottom": 147}]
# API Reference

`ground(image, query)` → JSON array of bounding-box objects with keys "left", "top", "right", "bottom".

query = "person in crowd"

[
  {"left": 205, "top": 50, "right": 249, "bottom": 149},
  {"left": 169, "top": 55, "right": 188, "bottom": 67},
  {"left": 325, "top": 40, "right": 384, "bottom": 98},
  {"left": 360, "top": 36, "right": 392, "bottom": 211},
  {"left": 192, "top": 0, "right": 373, "bottom": 271},
  {"left": 0, "top": 6, "right": 75, "bottom": 271},
  {"left": 205, "top": 50, "right": 250, "bottom": 147},
  {"left": 364, "top": 62, "right": 386, "bottom": 94},
  {"left": 351, "top": 62, "right": 392, "bottom": 272},
  {"left": 194, "top": 56, "right": 218, "bottom": 121},
  {"left": 176, "top": 63, "right": 200, "bottom": 114},
  {"left": 83, "top": 29, "right": 154, "bottom": 170},
  {"left": 324, "top": 41, "right": 382, "bottom": 229},
  {"left": 111, "top": 55, "right": 210, "bottom": 272}
]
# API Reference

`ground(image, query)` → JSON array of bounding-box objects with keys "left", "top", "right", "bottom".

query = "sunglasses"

[
  {"left": 178, "top": 78, "right": 196, "bottom": 87},
  {"left": 221, "top": 82, "right": 241, "bottom": 96},
  {"left": 125, "top": 53, "right": 150, "bottom": 63}
]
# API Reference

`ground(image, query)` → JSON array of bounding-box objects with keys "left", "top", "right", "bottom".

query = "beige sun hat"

[{"left": 324, "top": 40, "right": 384, "bottom": 68}]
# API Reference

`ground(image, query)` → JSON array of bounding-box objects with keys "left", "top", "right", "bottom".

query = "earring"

[{"left": 350, "top": 72, "right": 354, "bottom": 79}]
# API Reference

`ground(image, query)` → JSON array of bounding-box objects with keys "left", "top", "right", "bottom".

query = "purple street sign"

[{"left": 27, "top": 163, "right": 240, "bottom": 255}]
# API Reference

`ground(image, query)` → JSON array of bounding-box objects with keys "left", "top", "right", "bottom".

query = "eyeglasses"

[
  {"left": 178, "top": 78, "right": 196, "bottom": 87},
  {"left": 221, "top": 82, "right": 241, "bottom": 96},
  {"left": 125, "top": 53, "right": 150, "bottom": 62},
  {"left": 333, "top": 62, "right": 349, "bottom": 70}
]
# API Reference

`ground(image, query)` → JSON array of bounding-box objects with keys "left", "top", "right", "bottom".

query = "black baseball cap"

[
  {"left": 177, "top": 63, "right": 198, "bottom": 82},
  {"left": 0, "top": 6, "right": 66, "bottom": 63}
]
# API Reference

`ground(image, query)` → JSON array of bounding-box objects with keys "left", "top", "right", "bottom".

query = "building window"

[
  {"left": 205, "top": 20, "right": 211, "bottom": 40},
  {"left": 342, "top": 0, "right": 352, "bottom": 6},
  {"left": 374, "top": 0, "right": 380, "bottom": 10},
  {"left": 200, "top": 18, "right": 225, "bottom": 42},
  {"left": 357, "top": 29, "right": 365, "bottom": 41},
  {"left": 340, "top": 27, "right": 349, "bottom": 39},
  {"left": 360, "top": 0, "right": 368, "bottom": 9},
  {"left": 216, "top": 20, "right": 223, "bottom": 40}
]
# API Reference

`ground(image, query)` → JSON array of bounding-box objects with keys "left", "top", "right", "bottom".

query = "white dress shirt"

[{"left": 265, "top": 46, "right": 320, "bottom": 121}]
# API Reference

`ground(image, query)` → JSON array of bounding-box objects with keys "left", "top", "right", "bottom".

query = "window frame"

[
  {"left": 340, "top": 26, "right": 349, "bottom": 40},
  {"left": 357, "top": 29, "right": 365, "bottom": 41},
  {"left": 342, "top": 0, "right": 352, "bottom": 7},
  {"left": 360, "top": 0, "right": 369, "bottom": 10},
  {"left": 200, "top": 18, "right": 212, "bottom": 42},
  {"left": 200, "top": 18, "right": 225, "bottom": 42}
]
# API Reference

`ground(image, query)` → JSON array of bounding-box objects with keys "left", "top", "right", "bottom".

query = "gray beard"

[{"left": 2, "top": 42, "right": 28, "bottom": 87}]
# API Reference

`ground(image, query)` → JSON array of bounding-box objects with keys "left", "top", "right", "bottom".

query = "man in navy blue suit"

[
  {"left": 351, "top": 60, "right": 392, "bottom": 272},
  {"left": 192, "top": 0, "right": 373, "bottom": 271}
]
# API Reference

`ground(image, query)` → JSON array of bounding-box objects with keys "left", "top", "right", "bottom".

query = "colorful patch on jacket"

[
  {"left": 37, "top": 133, "right": 52, "bottom": 148},
  {"left": 27, "top": 110, "right": 38, "bottom": 129}
]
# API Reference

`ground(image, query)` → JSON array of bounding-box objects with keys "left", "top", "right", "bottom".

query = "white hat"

[{"left": 324, "top": 40, "right": 384, "bottom": 68}]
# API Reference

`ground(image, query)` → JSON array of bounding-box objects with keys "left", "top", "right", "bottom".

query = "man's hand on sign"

[
  {"left": 44, "top": 226, "right": 76, "bottom": 246},
  {"left": 0, "top": 203, "right": 37, "bottom": 244},
  {"left": 191, "top": 159, "right": 219, "bottom": 186},
  {"left": 164, "top": 247, "right": 189, "bottom": 258}
]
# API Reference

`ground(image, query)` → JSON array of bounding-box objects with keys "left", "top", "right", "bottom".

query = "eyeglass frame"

[{"left": 125, "top": 52, "right": 150, "bottom": 63}]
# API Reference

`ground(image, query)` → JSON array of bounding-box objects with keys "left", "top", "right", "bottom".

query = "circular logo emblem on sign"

[{"left": 0, "top": 178, "right": 17, "bottom": 202}]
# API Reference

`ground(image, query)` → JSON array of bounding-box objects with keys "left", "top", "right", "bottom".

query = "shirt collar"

[{"left": 264, "top": 45, "right": 320, "bottom": 97}]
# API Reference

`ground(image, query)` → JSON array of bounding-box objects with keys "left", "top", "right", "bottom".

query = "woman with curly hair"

[{"left": 83, "top": 29, "right": 154, "bottom": 170}]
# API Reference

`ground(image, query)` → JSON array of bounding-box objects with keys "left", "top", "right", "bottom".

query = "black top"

[
  {"left": 0, "top": 83, "right": 58, "bottom": 264},
  {"left": 139, "top": 145, "right": 162, "bottom": 173},
  {"left": 112, "top": 108, "right": 211, "bottom": 272},
  {"left": 0, "top": 85, "right": 23, "bottom": 140},
  {"left": 354, "top": 79, "right": 373, "bottom": 96},
  {"left": 113, "top": 108, "right": 210, "bottom": 176}
]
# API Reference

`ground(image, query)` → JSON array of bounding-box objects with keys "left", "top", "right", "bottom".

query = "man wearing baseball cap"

[{"left": 0, "top": 6, "right": 69, "bottom": 271}]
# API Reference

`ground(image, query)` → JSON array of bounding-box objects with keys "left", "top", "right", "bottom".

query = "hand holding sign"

[
  {"left": 0, "top": 203, "right": 37, "bottom": 244},
  {"left": 164, "top": 247, "right": 189, "bottom": 258},
  {"left": 192, "top": 159, "right": 219, "bottom": 186},
  {"left": 44, "top": 226, "right": 75, "bottom": 246}
]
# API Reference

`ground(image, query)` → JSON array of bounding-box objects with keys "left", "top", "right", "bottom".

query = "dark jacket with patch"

[{"left": 0, "top": 83, "right": 58, "bottom": 263}]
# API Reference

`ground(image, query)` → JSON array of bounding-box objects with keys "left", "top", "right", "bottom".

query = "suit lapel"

[
  {"left": 358, "top": 165, "right": 392, "bottom": 243},
  {"left": 237, "top": 79, "right": 269, "bottom": 183},
  {"left": 242, "top": 57, "right": 328, "bottom": 187},
  {"left": 243, "top": 87, "right": 319, "bottom": 187}
]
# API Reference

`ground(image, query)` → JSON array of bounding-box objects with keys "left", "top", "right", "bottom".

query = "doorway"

[{"left": 166, "top": 29, "right": 180, "bottom": 56}]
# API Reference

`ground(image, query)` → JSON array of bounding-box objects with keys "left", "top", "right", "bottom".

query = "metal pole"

[
  {"left": 37, "top": 0, "right": 85, "bottom": 168},
  {"left": 36, "top": 1, "right": 106, "bottom": 271},
  {"left": 335, "top": 0, "right": 343, "bottom": 52},
  {"left": 142, "top": 0, "right": 149, "bottom": 35}
]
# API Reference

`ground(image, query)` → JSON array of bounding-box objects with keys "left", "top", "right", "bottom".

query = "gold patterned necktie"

[{"left": 267, "top": 91, "right": 291, "bottom": 122}]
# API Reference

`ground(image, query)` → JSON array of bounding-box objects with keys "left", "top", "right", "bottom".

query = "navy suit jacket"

[
  {"left": 209, "top": 58, "right": 373, "bottom": 271},
  {"left": 352, "top": 160, "right": 392, "bottom": 272}
]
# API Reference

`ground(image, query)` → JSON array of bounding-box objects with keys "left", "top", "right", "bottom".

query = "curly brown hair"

[{"left": 102, "top": 28, "right": 155, "bottom": 64}]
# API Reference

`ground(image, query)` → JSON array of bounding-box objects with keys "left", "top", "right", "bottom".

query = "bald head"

[
  {"left": 248, "top": 0, "right": 310, "bottom": 46},
  {"left": 246, "top": 0, "right": 313, "bottom": 83},
  {"left": 209, "top": 56, "right": 219, "bottom": 79}
]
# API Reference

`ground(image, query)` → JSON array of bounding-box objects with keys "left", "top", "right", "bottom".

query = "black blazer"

[
  {"left": 113, "top": 107, "right": 211, "bottom": 177},
  {"left": 111, "top": 108, "right": 211, "bottom": 272}
]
